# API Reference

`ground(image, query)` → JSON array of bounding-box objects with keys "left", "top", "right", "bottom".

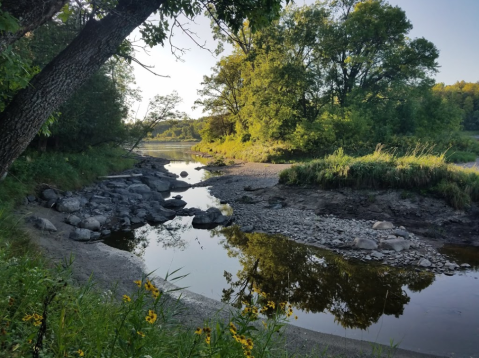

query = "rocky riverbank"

[
  {"left": 27, "top": 156, "right": 232, "bottom": 242},
  {"left": 197, "top": 161, "right": 478, "bottom": 276}
]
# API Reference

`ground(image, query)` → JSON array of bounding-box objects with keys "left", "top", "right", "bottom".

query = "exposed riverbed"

[{"left": 23, "top": 142, "right": 479, "bottom": 358}]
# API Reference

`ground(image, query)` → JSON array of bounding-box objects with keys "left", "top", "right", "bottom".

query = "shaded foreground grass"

[{"left": 279, "top": 146, "right": 479, "bottom": 209}]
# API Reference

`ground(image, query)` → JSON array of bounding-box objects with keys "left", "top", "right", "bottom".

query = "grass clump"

[{"left": 279, "top": 146, "right": 479, "bottom": 209}]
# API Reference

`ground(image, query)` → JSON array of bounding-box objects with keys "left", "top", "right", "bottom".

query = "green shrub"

[{"left": 280, "top": 146, "right": 479, "bottom": 209}]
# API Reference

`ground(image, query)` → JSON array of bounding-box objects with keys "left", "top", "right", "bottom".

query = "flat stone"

[
  {"left": 460, "top": 263, "right": 471, "bottom": 268},
  {"left": 141, "top": 177, "right": 171, "bottom": 192},
  {"left": 90, "top": 195, "right": 111, "bottom": 204},
  {"left": 241, "top": 225, "right": 254, "bottom": 233},
  {"left": 163, "top": 199, "right": 187, "bottom": 209},
  {"left": 372, "top": 221, "right": 394, "bottom": 230},
  {"left": 180, "top": 171, "right": 188, "bottom": 177},
  {"left": 352, "top": 237, "right": 378, "bottom": 250},
  {"left": 92, "top": 215, "right": 107, "bottom": 225},
  {"left": 34, "top": 218, "right": 57, "bottom": 232},
  {"left": 371, "top": 251, "right": 384, "bottom": 259}
]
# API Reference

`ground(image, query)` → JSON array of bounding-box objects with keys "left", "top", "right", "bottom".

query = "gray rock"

[
  {"left": 92, "top": 215, "right": 107, "bottom": 225},
  {"left": 352, "top": 237, "right": 378, "bottom": 250},
  {"left": 66, "top": 215, "right": 82, "bottom": 226},
  {"left": 241, "top": 225, "right": 254, "bottom": 233},
  {"left": 392, "top": 229, "right": 409, "bottom": 239},
  {"left": 331, "top": 239, "right": 343, "bottom": 246},
  {"left": 121, "top": 216, "right": 131, "bottom": 227},
  {"left": 180, "top": 171, "right": 188, "bottom": 177},
  {"left": 192, "top": 212, "right": 212, "bottom": 225},
  {"left": 371, "top": 251, "right": 384, "bottom": 259},
  {"left": 80, "top": 217, "right": 101, "bottom": 231},
  {"left": 27, "top": 195, "right": 36, "bottom": 202},
  {"left": 90, "top": 195, "right": 111, "bottom": 204},
  {"left": 90, "top": 232, "right": 101, "bottom": 240},
  {"left": 141, "top": 177, "right": 171, "bottom": 192},
  {"left": 460, "top": 263, "right": 471, "bottom": 268},
  {"left": 156, "top": 208, "right": 176, "bottom": 220},
  {"left": 56, "top": 197, "right": 81, "bottom": 213},
  {"left": 418, "top": 258, "right": 432, "bottom": 267},
  {"left": 42, "top": 189, "right": 58, "bottom": 201},
  {"left": 146, "top": 214, "right": 168, "bottom": 223},
  {"left": 173, "top": 195, "right": 183, "bottom": 199},
  {"left": 372, "top": 221, "right": 394, "bottom": 230},
  {"left": 101, "top": 230, "right": 111, "bottom": 236},
  {"left": 170, "top": 180, "right": 190, "bottom": 190},
  {"left": 379, "top": 238, "right": 411, "bottom": 252},
  {"left": 69, "top": 228, "right": 92, "bottom": 241},
  {"left": 45, "top": 199, "right": 57, "bottom": 208},
  {"left": 149, "top": 192, "right": 165, "bottom": 202},
  {"left": 128, "top": 184, "right": 151, "bottom": 194},
  {"left": 163, "top": 199, "right": 187, "bottom": 209},
  {"left": 34, "top": 218, "right": 57, "bottom": 232}
]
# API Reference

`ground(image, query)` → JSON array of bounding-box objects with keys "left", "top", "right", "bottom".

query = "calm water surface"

[{"left": 105, "top": 143, "right": 479, "bottom": 357}]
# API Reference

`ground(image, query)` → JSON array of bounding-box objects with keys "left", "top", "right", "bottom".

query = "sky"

[{"left": 128, "top": 0, "right": 479, "bottom": 119}]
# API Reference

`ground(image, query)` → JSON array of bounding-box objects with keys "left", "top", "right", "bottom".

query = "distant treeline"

[{"left": 147, "top": 118, "right": 206, "bottom": 142}]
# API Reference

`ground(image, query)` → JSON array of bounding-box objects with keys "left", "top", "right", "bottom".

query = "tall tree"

[{"left": 0, "top": 0, "right": 286, "bottom": 178}]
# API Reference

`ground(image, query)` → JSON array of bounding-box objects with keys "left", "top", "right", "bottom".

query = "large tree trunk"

[
  {"left": 0, "top": 0, "right": 68, "bottom": 53},
  {"left": 0, "top": 0, "right": 164, "bottom": 178}
]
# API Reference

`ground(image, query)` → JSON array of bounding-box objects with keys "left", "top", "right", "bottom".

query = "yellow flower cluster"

[
  {"left": 229, "top": 322, "right": 254, "bottom": 358},
  {"left": 122, "top": 295, "right": 131, "bottom": 302},
  {"left": 77, "top": 349, "right": 84, "bottom": 356},
  {"left": 194, "top": 326, "right": 212, "bottom": 344},
  {"left": 22, "top": 313, "right": 43, "bottom": 326},
  {"left": 134, "top": 279, "right": 161, "bottom": 298},
  {"left": 145, "top": 310, "right": 157, "bottom": 324},
  {"left": 242, "top": 305, "right": 258, "bottom": 318},
  {"left": 144, "top": 279, "right": 161, "bottom": 298},
  {"left": 252, "top": 286, "right": 267, "bottom": 298}
]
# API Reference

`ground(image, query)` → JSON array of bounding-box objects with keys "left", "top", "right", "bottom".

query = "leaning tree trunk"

[
  {"left": 0, "top": 0, "right": 68, "bottom": 54},
  {"left": 0, "top": 0, "right": 164, "bottom": 179}
]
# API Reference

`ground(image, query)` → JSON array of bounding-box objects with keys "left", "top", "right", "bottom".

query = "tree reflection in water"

[
  {"left": 104, "top": 218, "right": 192, "bottom": 256},
  {"left": 216, "top": 226, "right": 435, "bottom": 330}
]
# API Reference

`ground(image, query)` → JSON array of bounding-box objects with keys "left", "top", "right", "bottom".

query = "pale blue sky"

[{"left": 130, "top": 0, "right": 479, "bottom": 118}]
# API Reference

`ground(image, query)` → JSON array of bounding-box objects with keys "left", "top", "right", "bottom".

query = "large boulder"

[
  {"left": 379, "top": 238, "right": 411, "bottom": 252},
  {"left": 146, "top": 213, "right": 169, "bottom": 223},
  {"left": 418, "top": 258, "right": 432, "bottom": 267},
  {"left": 42, "top": 189, "right": 58, "bottom": 201},
  {"left": 141, "top": 177, "right": 171, "bottom": 192},
  {"left": 163, "top": 199, "right": 187, "bottom": 209},
  {"left": 192, "top": 207, "right": 230, "bottom": 227},
  {"left": 352, "top": 237, "right": 378, "bottom": 250},
  {"left": 80, "top": 217, "right": 101, "bottom": 231},
  {"left": 69, "top": 228, "right": 92, "bottom": 241},
  {"left": 128, "top": 184, "right": 151, "bottom": 194},
  {"left": 156, "top": 207, "right": 176, "bottom": 220},
  {"left": 56, "top": 197, "right": 81, "bottom": 213},
  {"left": 170, "top": 180, "right": 190, "bottom": 190},
  {"left": 66, "top": 215, "right": 82, "bottom": 226},
  {"left": 34, "top": 218, "right": 57, "bottom": 232},
  {"left": 372, "top": 221, "right": 394, "bottom": 230}
]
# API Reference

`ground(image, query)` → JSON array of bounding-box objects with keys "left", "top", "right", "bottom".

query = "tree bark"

[
  {"left": 0, "top": 0, "right": 164, "bottom": 178},
  {"left": 0, "top": 0, "right": 68, "bottom": 53}
]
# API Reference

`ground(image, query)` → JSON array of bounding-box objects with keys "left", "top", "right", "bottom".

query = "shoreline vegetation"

[{"left": 279, "top": 146, "right": 479, "bottom": 210}]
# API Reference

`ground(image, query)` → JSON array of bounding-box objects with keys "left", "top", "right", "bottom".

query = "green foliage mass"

[
  {"left": 196, "top": 0, "right": 466, "bottom": 161},
  {"left": 279, "top": 147, "right": 479, "bottom": 209},
  {"left": 147, "top": 118, "right": 206, "bottom": 142},
  {"left": 433, "top": 81, "right": 479, "bottom": 131}
]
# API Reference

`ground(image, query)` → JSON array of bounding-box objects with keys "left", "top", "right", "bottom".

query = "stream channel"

[{"left": 104, "top": 142, "right": 479, "bottom": 358}]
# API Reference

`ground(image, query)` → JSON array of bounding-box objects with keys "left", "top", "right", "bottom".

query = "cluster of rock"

[
  {"left": 228, "top": 202, "right": 466, "bottom": 275},
  {"left": 29, "top": 157, "right": 232, "bottom": 241}
]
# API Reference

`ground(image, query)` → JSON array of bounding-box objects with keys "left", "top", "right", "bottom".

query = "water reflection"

[
  {"left": 217, "top": 227, "right": 435, "bottom": 330},
  {"left": 438, "top": 244, "right": 479, "bottom": 271}
]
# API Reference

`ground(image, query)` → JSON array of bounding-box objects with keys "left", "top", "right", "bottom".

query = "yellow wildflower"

[
  {"left": 122, "top": 295, "right": 131, "bottom": 302},
  {"left": 77, "top": 349, "right": 85, "bottom": 356},
  {"left": 33, "top": 313, "right": 42, "bottom": 321},
  {"left": 137, "top": 331, "right": 145, "bottom": 337},
  {"left": 194, "top": 327, "right": 202, "bottom": 335},
  {"left": 152, "top": 288, "right": 161, "bottom": 298},
  {"left": 205, "top": 335, "right": 211, "bottom": 344},
  {"left": 260, "top": 292, "right": 267, "bottom": 298},
  {"left": 33, "top": 320, "right": 42, "bottom": 326},
  {"left": 267, "top": 301, "right": 275, "bottom": 309},
  {"left": 22, "top": 314, "right": 33, "bottom": 322},
  {"left": 262, "top": 321, "right": 267, "bottom": 328},
  {"left": 144, "top": 280, "right": 154, "bottom": 291},
  {"left": 145, "top": 310, "right": 157, "bottom": 324},
  {"left": 134, "top": 280, "right": 142, "bottom": 287},
  {"left": 203, "top": 327, "right": 211, "bottom": 334}
]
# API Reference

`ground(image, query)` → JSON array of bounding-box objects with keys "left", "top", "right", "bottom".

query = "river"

[{"left": 104, "top": 142, "right": 479, "bottom": 358}]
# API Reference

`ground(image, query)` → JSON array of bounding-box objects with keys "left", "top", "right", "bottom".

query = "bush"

[{"left": 279, "top": 146, "right": 479, "bottom": 209}]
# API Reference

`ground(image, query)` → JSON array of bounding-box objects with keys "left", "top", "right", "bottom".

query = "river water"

[{"left": 104, "top": 142, "right": 479, "bottom": 358}]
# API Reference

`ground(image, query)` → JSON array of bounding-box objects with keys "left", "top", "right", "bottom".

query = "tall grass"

[{"left": 279, "top": 146, "right": 479, "bottom": 209}]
